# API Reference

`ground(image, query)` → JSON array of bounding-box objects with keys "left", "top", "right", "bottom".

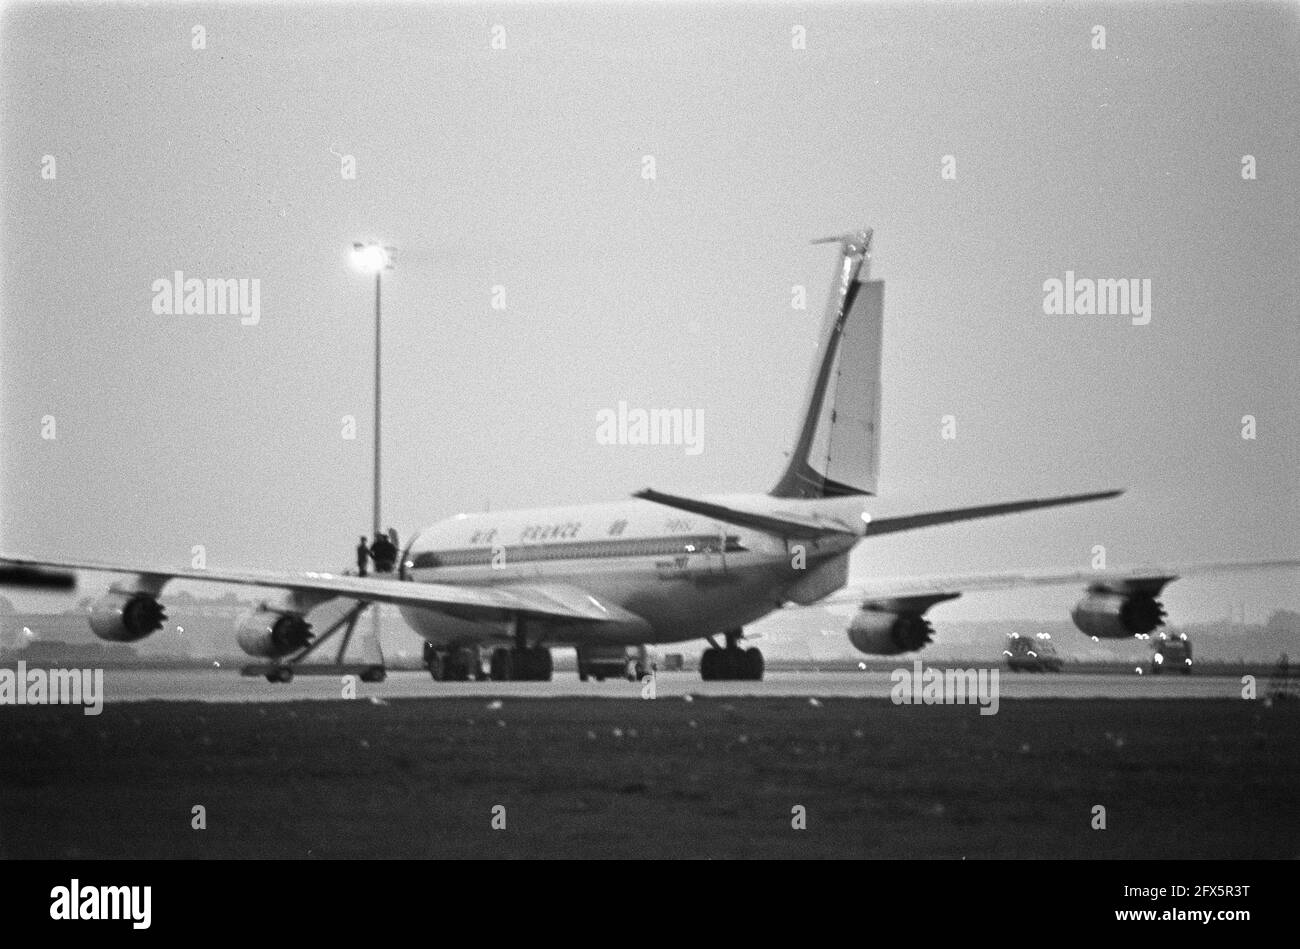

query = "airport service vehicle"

[
  {"left": 1003, "top": 633, "right": 1063, "bottom": 672},
  {"left": 660, "top": 653, "right": 685, "bottom": 672},
  {"left": 3, "top": 230, "right": 1296, "bottom": 683},
  {"left": 1151, "top": 631, "right": 1192, "bottom": 675},
  {"left": 577, "top": 644, "right": 651, "bottom": 682}
]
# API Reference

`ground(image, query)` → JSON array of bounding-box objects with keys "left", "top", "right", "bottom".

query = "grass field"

[{"left": 1, "top": 697, "right": 1296, "bottom": 859}]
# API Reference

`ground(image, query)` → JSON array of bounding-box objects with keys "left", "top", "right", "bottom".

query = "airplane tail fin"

[{"left": 770, "top": 230, "right": 883, "bottom": 499}]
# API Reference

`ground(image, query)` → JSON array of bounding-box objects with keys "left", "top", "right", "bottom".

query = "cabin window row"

[{"left": 411, "top": 535, "right": 745, "bottom": 569}]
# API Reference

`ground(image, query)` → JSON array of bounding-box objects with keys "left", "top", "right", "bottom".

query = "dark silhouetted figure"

[
  {"left": 370, "top": 530, "right": 398, "bottom": 574},
  {"left": 356, "top": 536, "right": 370, "bottom": 577}
]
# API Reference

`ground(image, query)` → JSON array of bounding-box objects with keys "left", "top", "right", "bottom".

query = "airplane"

[{"left": 3, "top": 229, "right": 1295, "bottom": 682}]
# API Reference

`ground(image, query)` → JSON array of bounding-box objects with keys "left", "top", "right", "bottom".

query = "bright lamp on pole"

[
  {"left": 350, "top": 242, "right": 389, "bottom": 274},
  {"left": 350, "top": 239, "right": 395, "bottom": 567}
]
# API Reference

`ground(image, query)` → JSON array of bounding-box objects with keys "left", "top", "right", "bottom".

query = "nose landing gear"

[{"left": 699, "top": 629, "right": 764, "bottom": 681}]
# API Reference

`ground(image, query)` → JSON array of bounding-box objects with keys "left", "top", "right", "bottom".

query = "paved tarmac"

[{"left": 92, "top": 667, "right": 1252, "bottom": 702}]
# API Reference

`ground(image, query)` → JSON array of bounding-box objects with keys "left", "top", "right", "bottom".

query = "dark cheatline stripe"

[{"left": 410, "top": 534, "right": 747, "bottom": 569}]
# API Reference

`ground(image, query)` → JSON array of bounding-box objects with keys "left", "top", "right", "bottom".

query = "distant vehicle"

[
  {"left": 1151, "top": 631, "right": 1192, "bottom": 674},
  {"left": 1003, "top": 632, "right": 1062, "bottom": 672},
  {"left": 577, "top": 644, "right": 651, "bottom": 682}
]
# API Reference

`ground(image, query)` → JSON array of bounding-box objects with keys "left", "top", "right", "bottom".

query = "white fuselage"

[{"left": 398, "top": 494, "right": 866, "bottom": 649}]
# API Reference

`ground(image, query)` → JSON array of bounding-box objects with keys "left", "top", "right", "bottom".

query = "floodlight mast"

[{"left": 350, "top": 242, "right": 395, "bottom": 566}]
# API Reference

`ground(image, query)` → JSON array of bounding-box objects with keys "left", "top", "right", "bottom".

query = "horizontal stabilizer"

[
  {"left": 634, "top": 489, "right": 859, "bottom": 538},
  {"left": 864, "top": 489, "right": 1123, "bottom": 537}
]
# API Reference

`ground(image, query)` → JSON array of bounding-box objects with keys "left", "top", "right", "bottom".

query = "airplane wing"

[
  {"left": 0, "top": 562, "right": 76, "bottom": 590},
  {"left": 0, "top": 552, "right": 637, "bottom": 624},
  {"left": 818, "top": 558, "right": 1300, "bottom": 608}
]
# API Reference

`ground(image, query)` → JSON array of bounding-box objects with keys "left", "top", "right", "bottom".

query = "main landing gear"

[
  {"left": 490, "top": 620, "right": 552, "bottom": 681},
  {"left": 424, "top": 621, "right": 554, "bottom": 682},
  {"left": 489, "top": 646, "right": 553, "bottom": 682},
  {"left": 424, "top": 643, "right": 483, "bottom": 681},
  {"left": 699, "top": 629, "right": 764, "bottom": 681}
]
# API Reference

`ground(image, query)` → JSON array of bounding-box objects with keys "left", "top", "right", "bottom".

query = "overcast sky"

[{"left": 2, "top": 1, "right": 1296, "bottom": 624}]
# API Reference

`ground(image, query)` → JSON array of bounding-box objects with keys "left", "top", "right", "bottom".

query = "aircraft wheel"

[
  {"left": 425, "top": 643, "right": 450, "bottom": 680},
  {"left": 743, "top": 648, "right": 764, "bottom": 681},
  {"left": 266, "top": 667, "right": 293, "bottom": 684},
  {"left": 444, "top": 650, "right": 474, "bottom": 682},
  {"left": 722, "top": 648, "right": 746, "bottom": 680},
  {"left": 702, "top": 647, "right": 739, "bottom": 681},
  {"left": 531, "top": 647, "right": 553, "bottom": 682},
  {"left": 490, "top": 647, "right": 513, "bottom": 681}
]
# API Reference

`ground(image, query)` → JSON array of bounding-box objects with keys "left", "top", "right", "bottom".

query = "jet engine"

[
  {"left": 236, "top": 610, "right": 313, "bottom": 658},
  {"left": 1070, "top": 590, "right": 1166, "bottom": 638},
  {"left": 846, "top": 593, "right": 959, "bottom": 655},
  {"left": 89, "top": 591, "right": 167, "bottom": 642},
  {"left": 848, "top": 608, "right": 936, "bottom": 655}
]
